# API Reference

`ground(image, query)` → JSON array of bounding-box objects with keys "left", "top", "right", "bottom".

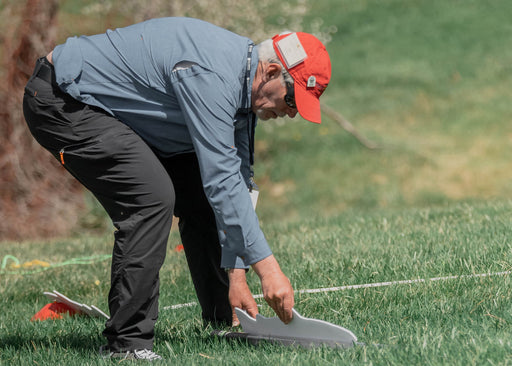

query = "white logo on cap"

[
  {"left": 275, "top": 33, "right": 307, "bottom": 69},
  {"left": 307, "top": 76, "right": 316, "bottom": 88}
]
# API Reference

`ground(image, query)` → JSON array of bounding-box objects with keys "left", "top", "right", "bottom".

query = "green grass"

[
  {"left": 3, "top": 0, "right": 512, "bottom": 364},
  {"left": 1, "top": 201, "right": 512, "bottom": 365}
]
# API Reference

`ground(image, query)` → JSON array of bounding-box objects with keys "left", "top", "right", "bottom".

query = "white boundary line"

[{"left": 162, "top": 270, "right": 511, "bottom": 311}]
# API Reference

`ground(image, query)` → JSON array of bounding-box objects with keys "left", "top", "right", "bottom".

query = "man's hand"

[
  {"left": 227, "top": 268, "right": 259, "bottom": 326},
  {"left": 252, "top": 255, "right": 294, "bottom": 324}
]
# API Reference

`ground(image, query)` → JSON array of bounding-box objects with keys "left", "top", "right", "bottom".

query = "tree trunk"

[{"left": 0, "top": 0, "right": 84, "bottom": 241}]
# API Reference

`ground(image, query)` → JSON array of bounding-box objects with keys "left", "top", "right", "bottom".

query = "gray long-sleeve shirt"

[{"left": 52, "top": 17, "right": 271, "bottom": 268}]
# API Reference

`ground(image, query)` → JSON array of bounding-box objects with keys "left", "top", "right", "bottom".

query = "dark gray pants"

[{"left": 23, "top": 57, "right": 231, "bottom": 352}]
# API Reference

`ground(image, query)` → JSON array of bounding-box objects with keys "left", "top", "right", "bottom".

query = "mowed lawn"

[
  {"left": 1, "top": 201, "right": 512, "bottom": 365},
  {"left": 2, "top": 0, "right": 512, "bottom": 364}
]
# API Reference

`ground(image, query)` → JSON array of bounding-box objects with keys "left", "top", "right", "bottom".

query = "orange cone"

[{"left": 31, "top": 301, "right": 79, "bottom": 321}]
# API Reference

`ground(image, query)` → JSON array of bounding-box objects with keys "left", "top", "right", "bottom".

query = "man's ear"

[{"left": 263, "top": 63, "right": 283, "bottom": 82}]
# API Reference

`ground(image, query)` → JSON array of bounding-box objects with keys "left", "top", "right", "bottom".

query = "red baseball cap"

[{"left": 272, "top": 32, "right": 331, "bottom": 124}]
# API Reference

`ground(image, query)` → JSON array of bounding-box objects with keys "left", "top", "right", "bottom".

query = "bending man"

[{"left": 23, "top": 17, "right": 331, "bottom": 360}]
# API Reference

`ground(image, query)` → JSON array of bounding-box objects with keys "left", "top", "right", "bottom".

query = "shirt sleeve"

[{"left": 170, "top": 65, "right": 272, "bottom": 268}]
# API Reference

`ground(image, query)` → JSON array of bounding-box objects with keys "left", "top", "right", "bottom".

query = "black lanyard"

[{"left": 241, "top": 43, "right": 256, "bottom": 176}]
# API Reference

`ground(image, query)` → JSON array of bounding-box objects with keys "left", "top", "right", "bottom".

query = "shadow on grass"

[{"left": 0, "top": 330, "right": 103, "bottom": 352}]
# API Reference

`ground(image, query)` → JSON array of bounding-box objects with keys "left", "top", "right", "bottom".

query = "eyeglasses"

[{"left": 284, "top": 82, "right": 296, "bottom": 109}]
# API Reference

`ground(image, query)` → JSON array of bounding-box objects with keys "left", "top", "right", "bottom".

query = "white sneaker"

[{"left": 99, "top": 345, "right": 163, "bottom": 361}]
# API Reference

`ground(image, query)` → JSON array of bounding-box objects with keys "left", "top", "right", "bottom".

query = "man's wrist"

[
  {"left": 227, "top": 268, "right": 248, "bottom": 283},
  {"left": 251, "top": 254, "right": 281, "bottom": 280},
  {"left": 225, "top": 267, "right": 250, "bottom": 273}
]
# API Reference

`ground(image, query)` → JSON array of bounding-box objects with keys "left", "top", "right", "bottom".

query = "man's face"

[{"left": 252, "top": 63, "right": 298, "bottom": 120}]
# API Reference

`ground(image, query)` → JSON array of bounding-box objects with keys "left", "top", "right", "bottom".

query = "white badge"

[
  {"left": 275, "top": 33, "right": 307, "bottom": 69},
  {"left": 249, "top": 189, "right": 259, "bottom": 209}
]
